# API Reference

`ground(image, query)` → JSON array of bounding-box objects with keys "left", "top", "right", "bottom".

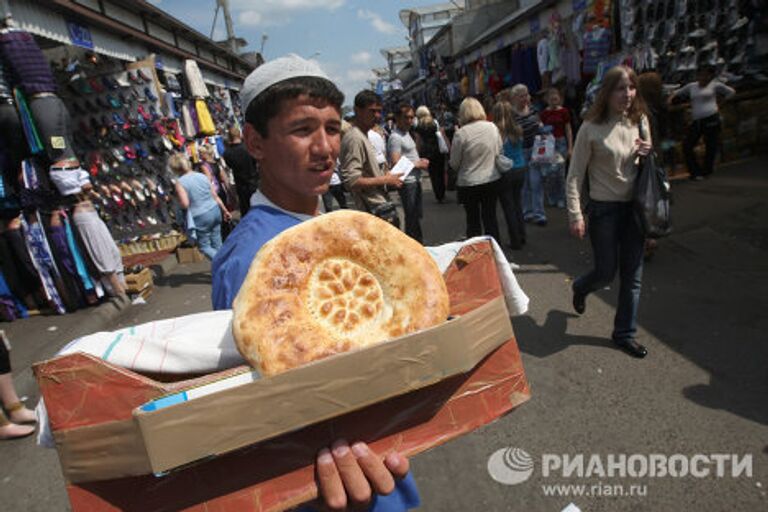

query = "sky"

[{"left": 148, "top": 0, "right": 451, "bottom": 106}]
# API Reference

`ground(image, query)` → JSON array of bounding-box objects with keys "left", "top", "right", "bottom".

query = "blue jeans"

[
  {"left": 194, "top": 206, "right": 222, "bottom": 260},
  {"left": 541, "top": 137, "right": 567, "bottom": 208},
  {"left": 523, "top": 157, "right": 546, "bottom": 223},
  {"left": 398, "top": 179, "right": 423, "bottom": 243},
  {"left": 573, "top": 201, "right": 644, "bottom": 343}
]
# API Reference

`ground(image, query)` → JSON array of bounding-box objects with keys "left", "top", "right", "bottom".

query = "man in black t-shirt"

[{"left": 222, "top": 126, "right": 259, "bottom": 215}]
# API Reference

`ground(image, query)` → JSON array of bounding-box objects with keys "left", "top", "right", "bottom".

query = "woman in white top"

[
  {"left": 668, "top": 64, "right": 735, "bottom": 180},
  {"left": 449, "top": 97, "right": 503, "bottom": 241},
  {"left": 566, "top": 65, "right": 652, "bottom": 358}
]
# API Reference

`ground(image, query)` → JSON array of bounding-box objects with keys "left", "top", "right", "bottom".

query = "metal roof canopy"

[{"left": 32, "top": 0, "right": 252, "bottom": 80}]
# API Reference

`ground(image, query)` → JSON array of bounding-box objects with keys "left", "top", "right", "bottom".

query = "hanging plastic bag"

[{"left": 530, "top": 134, "right": 556, "bottom": 164}]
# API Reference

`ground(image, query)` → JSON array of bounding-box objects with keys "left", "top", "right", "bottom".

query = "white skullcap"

[{"left": 240, "top": 54, "right": 330, "bottom": 114}]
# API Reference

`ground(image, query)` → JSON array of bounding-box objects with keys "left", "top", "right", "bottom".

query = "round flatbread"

[{"left": 232, "top": 210, "right": 450, "bottom": 376}]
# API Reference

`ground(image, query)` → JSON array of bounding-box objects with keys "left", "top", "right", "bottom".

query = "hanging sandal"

[
  {"left": 5, "top": 402, "right": 36, "bottom": 425},
  {"left": 0, "top": 411, "right": 35, "bottom": 440}
]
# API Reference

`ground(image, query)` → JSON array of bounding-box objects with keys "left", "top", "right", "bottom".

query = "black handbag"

[{"left": 633, "top": 123, "right": 672, "bottom": 238}]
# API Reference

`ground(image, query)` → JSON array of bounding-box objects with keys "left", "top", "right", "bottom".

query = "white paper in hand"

[{"left": 390, "top": 157, "right": 415, "bottom": 181}]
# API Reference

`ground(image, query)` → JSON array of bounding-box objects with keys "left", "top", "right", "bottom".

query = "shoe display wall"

[
  {"left": 61, "top": 64, "right": 181, "bottom": 245},
  {"left": 619, "top": 0, "right": 762, "bottom": 86}
]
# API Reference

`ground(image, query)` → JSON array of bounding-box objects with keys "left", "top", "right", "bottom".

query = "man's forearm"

[{"left": 352, "top": 175, "right": 392, "bottom": 189}]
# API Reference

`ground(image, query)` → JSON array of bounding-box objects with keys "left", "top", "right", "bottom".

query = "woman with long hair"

[
  {"left": 566, "top": 65, "right": 653, "bottom": 358},
  {"left": 492, "top": 100, "right": 527, "bottom": 249},
  {"left": 449, "top": 97, "right": 502, "bottom": 241}
]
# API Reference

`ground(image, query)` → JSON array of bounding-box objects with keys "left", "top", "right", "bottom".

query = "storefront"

[{"left": 0, "top": 0, "right": 253, "bottom": 320}]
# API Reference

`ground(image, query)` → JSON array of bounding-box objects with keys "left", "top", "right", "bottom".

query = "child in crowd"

[{"left": 539, "top": 87, "right": 573, "bottom": 208}]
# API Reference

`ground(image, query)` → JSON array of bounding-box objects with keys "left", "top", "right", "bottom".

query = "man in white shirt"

[
  {"left": 387, "top": 104, "right": 429, "bottom": 243},
  {"left": 668, "top": 64, "right": 735, "bottom": 180},
  {"left": 367, "top": 126, "right": 387, "bottom": 169}
]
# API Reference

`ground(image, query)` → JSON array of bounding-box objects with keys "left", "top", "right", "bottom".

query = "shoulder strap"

[{"left": 638, "top": 117, "right": 647, "bottom": 142}]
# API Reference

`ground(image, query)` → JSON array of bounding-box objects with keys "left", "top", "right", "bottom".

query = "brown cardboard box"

[
  {"left": 176, "top": 246, "right": 205, "bottom": 264},
  {"left": 124, "top": 268, "right": 153, "bottom": 294},
  {"left": 35, "top": 240, "right": 531, "bottom": 512},
  {"left": 51, "top": 297, "right": 513, "bottom": 482}
]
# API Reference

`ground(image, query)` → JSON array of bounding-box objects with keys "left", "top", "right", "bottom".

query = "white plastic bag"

[{"left": 530, "top": 134, "right": 557, "bottom": 164}]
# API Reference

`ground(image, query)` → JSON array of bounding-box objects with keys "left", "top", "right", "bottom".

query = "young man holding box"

[{"left": 211, "top": 55, "right": 418, "bottom": 512}]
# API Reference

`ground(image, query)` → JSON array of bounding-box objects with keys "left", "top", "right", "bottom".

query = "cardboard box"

[
  {"left": 124, "top": 268, "right": 153, "bottom": 294},
  {"left": 176, "top": 246, "right": 205, "bottom": 264},
  {"left": 36, "top": 240, "right": 530, "bottom": 512}
]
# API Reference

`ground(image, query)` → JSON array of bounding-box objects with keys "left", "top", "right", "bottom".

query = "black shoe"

[
  {"left": 614, "top": 339, "right": 648, "bottom": 358},
  {"left": 572, "top": 286, "right": 585, "bottom": 315}
]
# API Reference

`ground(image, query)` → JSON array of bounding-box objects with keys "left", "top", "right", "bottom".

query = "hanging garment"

[
  {"left": 184, "top": 60, "right": 209, "bottom": 98},
  {"left": 521, "top": 46, "right": 542, "bottom": 93},
  {"left": 196, "top": 99, "right": 216, "bottom": 136},
  {"left": 21, "top": 216, "right": 65, "bottom": 314},
  {"left": 0, "top": 270, "right": 27, "bottom": 321},
  {"left": 63, "top": 214, "right": 95, "bottom": 292},
  {"left": 164, "top": 91, "right": 179, "bottom": 119},
  {"left": 72, "top": 209, "right": 123, "bottom": 275},
  {"left": 561, "top": 47, "right": 582, "bottom": 84},
  {"left": 48, "top": 223, "right": 86, "bottom": 307},
  {"left": 0, "top": 97, "right": 27, "bottom": 200},
  {"left": 215, "top": 135, "right": 226, "bottom": 157},
  {"left": 583, "top": 27, "right": 612, "bottom": 74},
  {"left": 460, "top": 75, "right": 470, "bottom": 97},
  {"left": 189, "top": 101, "right": 201, "bottom": 134},
  {"left": 537, "top": 38, "right": 550, "bottom": 75},
  {"left": 0, "top": 230, "right": 35, "bottom": 302},
  {"left": 548, "top": 35, "right": 561, "bottom": 72},
  {"left": 13, "top": 89, "right": 43, "bottom": 154},
  {"left": 0, "top": 29, "right": 57, "bottom": 95},
  {"left": 181, "top": 102, "right": 196, "bottom": 138}
]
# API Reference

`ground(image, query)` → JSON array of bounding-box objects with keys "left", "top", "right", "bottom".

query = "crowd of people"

[{"left": 1, "top": 47, "right": 742, "bottom": 512}]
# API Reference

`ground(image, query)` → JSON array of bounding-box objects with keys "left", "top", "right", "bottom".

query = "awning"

[{"left": 8, "top": 0, "right": 146, "bottom": 62}]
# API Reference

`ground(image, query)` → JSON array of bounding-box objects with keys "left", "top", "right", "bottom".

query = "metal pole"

[
  {"left": 218, "top": 0, "right": 237, "bottom": 53},
  {"left": 210, "top": 3, "right": 220, "bottom": 39}
]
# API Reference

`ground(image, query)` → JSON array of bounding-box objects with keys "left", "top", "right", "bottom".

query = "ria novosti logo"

[
  {"left": 487, "top": 447, "right": 753, "bottom": 485},
  {"left": 487, "top": 447, "right": 535, "bottom": 485}
]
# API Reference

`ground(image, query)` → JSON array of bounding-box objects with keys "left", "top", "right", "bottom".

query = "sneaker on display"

[{"left": 731, "top": 17, "right": 749, "bottom": 31}]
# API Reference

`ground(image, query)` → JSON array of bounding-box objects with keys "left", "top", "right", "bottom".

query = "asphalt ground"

[{"left": 1, "top": 157, "right": 766, "bottom": 511}]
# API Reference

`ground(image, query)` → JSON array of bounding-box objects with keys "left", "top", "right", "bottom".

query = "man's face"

[
  {"left": 396, "top": 108, "right": 414, "bottom": 131},
  {"left": 354, "top": 102, "right": 382, "bottom": 132},
  {"left": 245, "top": 95, "right": 341, "bottom": 199}
]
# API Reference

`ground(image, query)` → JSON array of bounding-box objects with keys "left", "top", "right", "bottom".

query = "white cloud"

[
  {"left": 346, "top": 68, "right": 374, "bottom": 82},
  {"left": 239, "top": 10, "right": 264, "bottom": 26},
  {"left": 357, "top": 9, "right": 398, "bottom": 35},
  {"left": 235, "top": 0, "right": 345, "bottom": 27},
  {"left": 351, "top": 51, "right": 371, "bottom": 64}
]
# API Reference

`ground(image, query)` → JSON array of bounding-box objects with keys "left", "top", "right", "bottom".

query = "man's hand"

[
  {"left": 383, "top": 173, "right": 404, "bottom": 189},
  {"left": 570, "top": 219, "right": 586, "bottom": 239},
  {"left": 316, "top": 440, "right": 409, "bottom": 512},
  {"left": 415, "top": 158, "right": 429, "bottom": 169}
]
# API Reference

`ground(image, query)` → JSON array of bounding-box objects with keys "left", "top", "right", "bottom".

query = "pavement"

[{"left": 1, "top": 157, "right": 767, "bottom": 511}]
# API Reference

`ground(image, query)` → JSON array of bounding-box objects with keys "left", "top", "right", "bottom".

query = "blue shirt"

[
  {"left": 210, "top": 199, "right": 421, "bottom": 511},
  {"left": 211, "top": 204, "right": 302, "bottom": 310},
  {"left": 179, "top": 172, "right": 217, "bottom": 218},
  {"left": 502, "top": 138, "right": 526, "bottom": 168}
]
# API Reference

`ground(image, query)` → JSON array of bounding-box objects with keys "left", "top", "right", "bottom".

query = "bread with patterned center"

[{"left": 232, "top": 210, "right": 450, "bottom": 376}]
